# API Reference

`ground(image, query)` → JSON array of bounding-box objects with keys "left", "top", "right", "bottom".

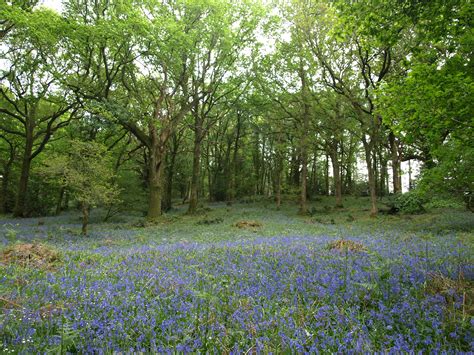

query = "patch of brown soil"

[
  {"left": 235, "top": 220, "right": 262, "bottom": 229},
  {"left": 1, "top": 243, "right": 61, "bottom": 270},
  {"left": 328, "top": 239, "right": 367, "bottom": 252}
]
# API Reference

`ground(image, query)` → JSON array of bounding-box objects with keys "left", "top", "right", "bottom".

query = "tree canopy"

[{"left": 1, "top": 0, "right": 472, "bottom": 218}]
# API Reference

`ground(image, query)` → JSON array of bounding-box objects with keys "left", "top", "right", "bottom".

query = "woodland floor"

[{"left": 1, "top": 196, "right": 473, "bottom": 352}]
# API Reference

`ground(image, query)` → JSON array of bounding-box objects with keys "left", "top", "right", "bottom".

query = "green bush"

[
  {"left": 424, "top": 196, "right": 464, "bottom": 210},
  {"left": 394, "top": 192, "right": 426, "bottom": 214}
]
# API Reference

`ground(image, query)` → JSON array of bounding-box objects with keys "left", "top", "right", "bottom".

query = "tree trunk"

[
  {"left": 188, "top": 116, "right": 202, "bottom": 214},
  {"left": 227, "top": 114, "right": 242, "bottom": 204},
  {"left": 162, "top": 164, "right": 172, "bottom": 212},
  {"left": 205, "top": 143, "right": 213, "bottom": 202},
  {"left": 259, "top": 138, "right": 266, "bottom": 196},
  {"left": 373, "top": 152, "right": 379, "bottom": 197},
  {"left": 147, "top": 144, "right": 166, "bottom": 220},
  {"left": 367, "top": 161, "right": 378, "bottom": 216},
  {"left": 379, "top": 148, "right": 388, "bottom": 197},
  {"left": 275, "top": 168, "right": 281, "bottom": 209},
  {"left": 408, "top": 159, "right": 412, "bottom": 191},
  {"left": 81, "top": 203, "right": 89, "bottom": 236},
  {"left": 389, "top": 132, "right": 402, "bottom": 194},
  {"left": 63, "top": 191, "right": 69, "bottom": 211},
  {"left": 187, "top": 140, "right": 201, "bottom": 213},
  {"left": 298, "top": 61, "right": 309, "bottom": 215},
  {"left": 252, "top": 132, "right": 261, "bottom": 196},
  {"left": 308, "top": 152, "right": 318, "bottom": 196},
  {"left": 0, "top": 171, "right": 8, "bottom": 214},
  {"left": 163, "top": 141, "right": 178, "bottom": 212},
  {"left": 14, "top": 131, "right": 33, "bottom": 217},
  {"left": 330, "top": 149, "right": 343, "bottom": 208},
  {"left": 222, "top": 139, "right": 232, "bottom": 201},
  {"left": 0, "top": 145, "right": 15, "bottom": 214},
  {"left": 325, "top": 153, "right": 329, "bottom": 196},
  {"left": 55, "top": 187, "right": 65, "bottom": 215},
  {"left": 299, "top": 151, "right": 308, "bottom": 214},
  {"left": 363, "top": 141, "right": 378, "bottom": 217},
  {"left": 274, "top": 150, "right": 283, "bottom": 210},
  {"left": 290, "top": 148, "right": 300, "bottom": 187},
  {"left": 344, "top": 136, "right": 356, "bottom": 194},
  {"left": 273, "top": 131, "right": 284, "bottom": 209}
]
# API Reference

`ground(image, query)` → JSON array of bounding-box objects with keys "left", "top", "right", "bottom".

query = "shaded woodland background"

[{"left": 1, "top": 0, "right": 472, "bottom": 225}]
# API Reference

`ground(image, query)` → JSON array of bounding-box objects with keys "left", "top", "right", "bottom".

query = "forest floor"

[{"left": 1, "top": 196, "right": 473, "bottom": 352}]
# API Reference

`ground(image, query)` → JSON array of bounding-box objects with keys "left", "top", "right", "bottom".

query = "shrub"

[
  {"left": 394, "top": 192, "right": 426, "bottom": 214},
  {"left": 424, "top": 196, "right": 464, "bottom": 210},
  {"left": 384, "top": 192, "right": 426, "bottom": 215}
]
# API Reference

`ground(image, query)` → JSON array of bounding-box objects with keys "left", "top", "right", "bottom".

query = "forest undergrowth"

[{"left": 1, "top": 197, "right": 473, "bottom": 352}]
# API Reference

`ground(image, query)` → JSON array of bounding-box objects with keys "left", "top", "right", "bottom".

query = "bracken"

[
  {"left": 235, "top": 220, "right": 262, "bottom": 229},
  {"left": 1, "top": 243, "right": 61, "bottom": 270},
  {"left": 328, "top": 239, "right": 367, "bottom": 252}
]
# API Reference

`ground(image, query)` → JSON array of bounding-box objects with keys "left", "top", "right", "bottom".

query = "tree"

[
  {"left": 0, "top": 0, "right": 39, "bottom": 39},
  {"left": 299, "top": 1, "right": 399, "bottom": 216},
  {"left": 0, "top": 6, "right": 78, "bottom": 216},
  {"left": 378, "top": 0, "right": 473, "bottom": 208},
  {"left": 254, "top": 24, "right": 316, "bottom": 214},
  {"left": 62, "top": 0, "right": 263, "bottom": 219},
  {"left": 41, "top": 140, "right": 119, "bottom": 235}
]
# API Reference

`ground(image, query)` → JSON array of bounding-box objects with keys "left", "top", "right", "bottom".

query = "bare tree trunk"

[
  {"left": 147, "top": 145, "right": 165, "bottom": 220},
  {"left": 373, "top": 152, "right": 379, "bottom": 197},
  {"left": 273, "top": 130, "right": 284, "bottom": 209},
  {"left": 325, "top": 153, "right": 330, "bottom": 196},
  {"left": 330, "top": 149, "right": 343, "bottom": 208},
  {"left": 275, "top": 168, "right": 281, "bottom": 209},
  {"left": 379, "top": 148, "right": 388, "bottom": 197},
  {"left": 0, "top": 143, "right": 15, "bottom": 214},
  {"left": 188, "top": 142, "right": 200, "bottom": 213},
  {"left": 81, "top": 203, "right": 89, "bottom": 236},
  {"left": 344, "top": 136, "right": 356, "bottom": 194},
  {"left": 55, "top": 187, "right": 65, "bottom": 215},
  {"left": 363, "top": 140, "right": 378, "bottom": 217},
  {"left": 252, "top": 132, "right": 261, "bottom": 196},
  {"left": 309, "top": 154, "right": 317, "bottom": 196},
  {"left": 146, "top": 122, "right": 168, "bottom": 220},
  {"left": 163, "top": 136, "right": 179, "bottom": 212},
  {"left": 14, "top": 130, "right": 33, "bottom": 217},
  {"left": 367, "top": 161, "right": 378, "bottom": 216},
  {"left": 299, "top": 151, "right": 308, "bottom": 214},
  {"left": 0, "top": 173, "right": 8, "bottom": 214},
  {"left": 163, "top": 164, "right": 172, "bottom": 212},
  {"left": 408, "top": 159, "right": 412, "bottom": 191},
  {"left": 227, "top": 114, "right": 242, "bottom": 204},
  {"left": 389, "top": 132, "right": 402, "bottom": 194},
  {"left": 298, "top": 62, "right": 309, "bottom": 215},
  {"left": 259, "top": 138, "right": 266, "bottom": 196},
  {"left": 205, "top": 143, "right": 213, "bottom": 202},
  {"left": 188, "top": 116, "right": 202, "bottom": 214}
]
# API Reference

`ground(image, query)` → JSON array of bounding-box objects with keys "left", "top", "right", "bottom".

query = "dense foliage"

[
  {"left": 0, "top": 0, "right": 472, "bottom": 218},
  {"left": 1, "top": 0, "right": 473, "bottom": 352}
]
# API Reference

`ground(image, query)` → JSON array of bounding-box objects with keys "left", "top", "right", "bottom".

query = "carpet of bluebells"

[{"left": 0, "top": 205, "right": 473, "bottom": 353}]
